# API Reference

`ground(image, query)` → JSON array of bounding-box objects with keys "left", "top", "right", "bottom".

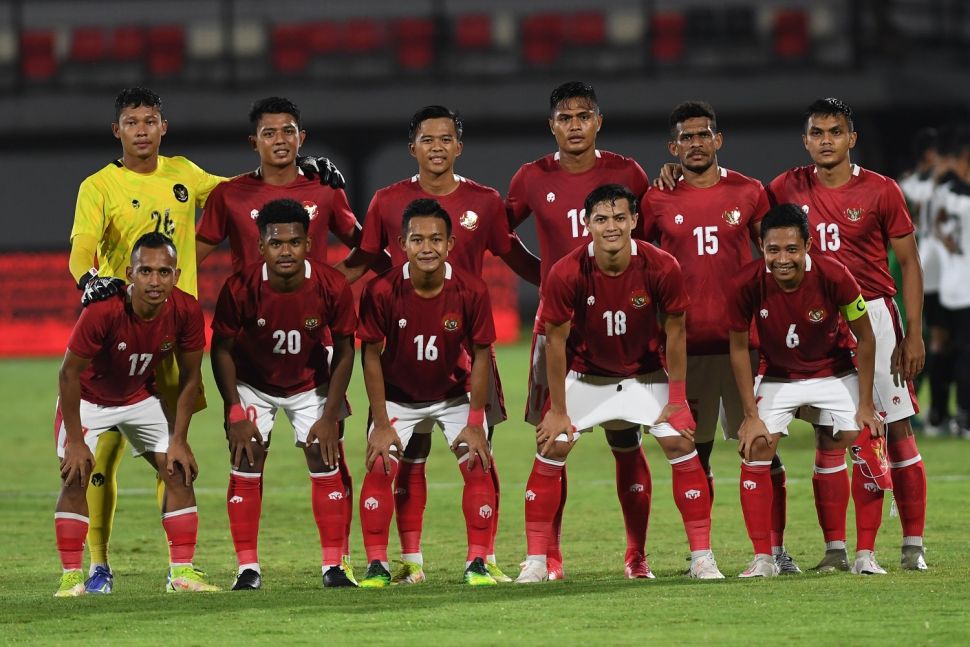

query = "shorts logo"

[
  {"left": 305, "top": 317, "right": 320, "bottom": 330},
  {"left": 173, "top": 183, "right": 189, "bottom": 203},
  {"left": 328, "top": 491, "right": 343, "bottom": 501},
  {"left": 459, "top": 210, "right": 479, "bottom": 231},
  {"left": 398, "top": 318, "right": 407, "bottom": 329},
  {"left": 442, "top": 314, "right": 461, "bottom": 332},
  {"left": 722, "top": 207, "right": 742, "bottom": 226},
  {"left": 892, "top": 396, "right": 901, "bottom": 405},
  {"left": 546, "top": 192, "right": 556, "bottom": 203},
  {"left": 684, "top": 489, "right": 701, "bottom": 500},
  {"left": 131, "top": 199, "right": 140, "bottom": 209},
  {"left": 364, "top": 497, "right": 379, "bottom": 511},
  {"left": 630, "top": 290, "right": 650, "bottom": 309},
  {"left": 629, "top": 483, "right": 644, "bottom": 493},
  {"left": 91, "top": 473, "right": 105, "bottom": 487},
  {"left": 845, "top": 207, "right": 864, "bottom": 222},
  {"left": 674, "top": 214, "right": 684, "bottom": 225},
  {"left": 525, "top": 489, "right": 536, "bottom": 502},
  {"left": 864, "top": 482, "right": 879, "bottom": 493},
  {"left": 394, "top": 487, "right": 407, "bottom": 495},
  {"left": 742, "top": 480, "right": 757, "bottom": 490},
  {"left": 587, "top": 296, "right": 595, "bottom": 306},
  {"left": 117, "top": 342, "right": 127, "bottom": 351},
  {"left": 160, "top": 340, "right": 174, "bottom": 352},
  {"left": 479, "top": 504, "right": 493, "bottom": 519},
  {"left": 229, "top": 495, "right": 244, "bottom": 504},
  {"left": 303, "top": 201, "right": 318, "bottom": 220},
  {"left": 760, "top": 308, "right": 769, "bottom": 319},
  {"left": 257, "top": 318, "right": 266, "bottom": 327},
  {"left": 807, "top": 308, "right": 826, "bottom": 323},
  {"left": 250, "top": 209, "right": 260, "bottom": 220}
]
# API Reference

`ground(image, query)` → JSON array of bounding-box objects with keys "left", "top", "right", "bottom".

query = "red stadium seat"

[
  {"left": 147, "top": 25, "right": 185, "bottom": 76},
  {"left": 70, "top": 27, "right": 107, "bottom": 63},
  {"left": 308, "top": 20, "right": 342, "bottom": 54},
  {"left": 650, "top": 12, "right": 685, "bottom": 63},
  {"left": 394, "top": 17, "right": 435, "bottom": 70},
  {"left": 454, "top": 14, "right": 491, "bottom": 50},
  {"left": 565, "top": 11, "right": 605, "bottom": 46},
  {"left": 111, "top": 26, "right": 145, "bottom": 61},
  {"left": 272, "top": 24, "right": 312, "bottom": 73},
  {"left": 774, "top": 9, "right": 809, "bottom": 59},
  {"left": 20, "top": 30, "right": 57, "bottom": 80},
  {"left": 343, "top": 19, "right": 386, "bottom": 53},
  {"left": 522, "top": 13, "right": 564, "bottom": 65}
]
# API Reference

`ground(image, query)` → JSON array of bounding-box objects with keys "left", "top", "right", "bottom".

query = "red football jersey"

[
  {"left": 196, "top": 172, "right": 358, "bottom": 274},
  {"left": 358, "top": 262, "right": 496, "bottom": 404},
  {"left": 506, "top": 150, "right": 650, "bottom": 284},
  {"left": 641, "top": 167, "right": 769, "bottom": 354},
  {"left": 212, "top": 259, "right": 357, "bottom": 397},
  {"left": 360, "top": 175, "right": 512, "bottom": 276},
  {"left": 767, "top": 164, "right": 914, "bottom": 300},
  {"left": 728, "top": 254, "right": 862, "bottom": 379},
  {"left": 68, "top": 288, "right": 206, "bottom": 407},
  {"left": 541, "top": 240, "right": 689, "bottom": 377}
]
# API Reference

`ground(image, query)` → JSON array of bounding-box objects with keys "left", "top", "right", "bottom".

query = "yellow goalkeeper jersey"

[{"left": 71, "top": 156, "right": 226, "bottom": 296}]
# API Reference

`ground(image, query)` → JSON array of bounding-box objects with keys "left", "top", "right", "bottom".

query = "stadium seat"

[
  {"left": 308, "top": 20, "right": 342, "bottom": 54},
  {"left": 20, "top": 30, "right": 57, "bottom": 81},
  {"left": 522, "top": 13, "right": 564, "bottom": 66},
  {"left": 394, "top": 17, "right": 435, "bottom": 71},
  {"left": 454, "top": 14, "right": 492, "bottom": 50},
  {"left": 343, "top": 19, "right": 386, "bottom": 53},
  {"left": 147, "top": 25, "right": 185, "bottom": 76},
  {"left": 70, "top": 27, "right": 107, "bottom": 63},
  {"left": 649, "top": 12, "right": 686, "bottom": 63},
  {"left": 773, "top": 9, "right": 809, "bottom": 60},
  {"left": 111, "top": 26, "right": 145, "bottom": 61},
  {"left": 271, "top": 24, "right": 312, "bottom": 73},
  {"left": 564, "top": 11, "right": 605, "bottom": 46}
]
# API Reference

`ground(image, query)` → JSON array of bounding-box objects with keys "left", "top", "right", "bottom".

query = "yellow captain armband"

[{"left": 839, "top": 295, "right": 868, "bottom": 321}]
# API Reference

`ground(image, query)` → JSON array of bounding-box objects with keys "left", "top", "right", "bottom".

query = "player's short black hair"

[
  {"left": 549, "top": 81, "right": 599, "bottom": 114},
  {"left": 115, "top": 87, "right": 163, "bottom": 121},
  {"left": 669, "top": 101, "right": 718, "bottom": 137},
  {"left": 408, "top": 105, "right": 462, "bottom": 142},
  {"left": 131, "top": 232, "right": 177, "bottom": 262},
  {"left": 912, "top": 127, "right": 938, "bottom": 159},
  {"left": 804, "top": 97, "right": 854, "bottom": 132},
  {"left": 249, "top": 96, "right": 301, "bottom": 134},
  {"left": 402, "top": 198, "right": 452, "bottom": 238},
  {"left": 256, "top": 198, "right": 309, "bottom": 236},
  {"left": 583, "top": 184, "right": 639, "bottom": 219},
  {"left": 760, "top": 203, "right": 810, "bottom": 244}
]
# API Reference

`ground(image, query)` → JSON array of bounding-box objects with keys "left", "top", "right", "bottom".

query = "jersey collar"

[
  {"left": 554, "top": 149, "right": 601, "bottom": 161},
  {"left": 587, "top": 240, "right": 637, "bottom": 256},
  {"left": 262, "top": 260, "right": 311, "bottom": 281},
  {"left": 402, "top": 261, "right": 452, "bottom": 279}
]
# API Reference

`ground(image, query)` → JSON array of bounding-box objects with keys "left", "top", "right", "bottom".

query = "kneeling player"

[
  {"left": 210, "top": 199, "right": 357, "bottom": 589},
  {"left": 356, "top": 198, "right": 497, "bottom": 587},
  {"left": 54, "top": 233, "right": 218, "bottom": 596},
  {"left": 727, "top": 204, "right": 884, "bottom": 577},
  {"left": 517, "top": 184, "right": 721, "bottom": 583}
]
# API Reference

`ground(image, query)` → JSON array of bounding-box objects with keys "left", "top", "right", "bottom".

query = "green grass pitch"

[{"left": 2, "top": 342, "right": 969, "bottom": 645}]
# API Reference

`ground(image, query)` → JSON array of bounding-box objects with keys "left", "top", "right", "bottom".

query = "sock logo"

[
  {"left": 229, "top": 495, "right": 244, "bottom": 503},
  {"left": 629, "top": 483, "right": 644, "bottom": 493},
  {"left": 328, "top": 491, "right": 343, "bottom": 500},
  {"left": 742, "top": 480, "right": 757, "bottom": 490},
  {"left": 394, "top": 487, "right": 407, "bottom": 495},
  {"left": 525, "top": 489, "right": 536, "bottom": 502},
  {"left": 684, "top": 489, "right": 701, "bottom": 500},
  {"left": 364, "top": 497, "right": 379, "bottom": 511},
  {"left": 864, "top": 482, "right": 880, "bottom": 493},
  {"left": 479, "top": 505, "right": 493, "bottom": 519},
  {"left": 91, "top": 473, "right": 105, "bottom": 487}
]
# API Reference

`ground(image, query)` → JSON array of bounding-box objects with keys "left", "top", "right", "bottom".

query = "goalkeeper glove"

[
  {"left": 296, "top": 155, "right": 346, "bottom": 189},
  {"left": 78, "top": 268, "right": 125, "bottom": 307}
]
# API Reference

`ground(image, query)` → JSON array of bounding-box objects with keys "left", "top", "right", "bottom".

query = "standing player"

[
  {"left": 517, "top": 184, "right": 719, "bottom": 583},
  {"left": 506, "top": 82, "right": 653, "bottom": 580},
  {"left": 54, "top": 233, "right": 218, "bottom": 596},
  {"left": 211, "top": 199, "right": 357, "bottom": 589},
  {"left": 197, "top": 97, "right": 362, "bottom": 578},
  {"left": 767, "top": 98, "right": 927, "bottom": 572},
  {"left": 727, "top": 204, "right": 884, "bottom": 577},
  {"left": 343, "top": 105, "right": 538, "bottom": 584},
  {"left": 356, "top": 198, "right": 498, "bottom": 588},
  {"left": 641, "top": 101, "right": 801, "bottom": 573}
]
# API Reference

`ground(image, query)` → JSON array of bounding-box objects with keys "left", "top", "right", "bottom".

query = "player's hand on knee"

[
  {"left": 228, "top": 420, "right": 263, "bottom": 470},
  {"left": 60, "top": 441, "right": 95, "bottom": 487},
  {"left": 166, "top": 439, "right": 199, "bottom": 487},
  {"left": 855, "top": 404, "right": 885, "bottom": 438},
  {"left": 655, "top": 402, "right": 696, "bottom": 440},
  {"left": 296, "top": 155, "right": 346, "bottom": 189},
  {"left": 652, "top": 163, "right": 683, "bottom": 191},
  {"left": 78, "top": 269, "right": 125, "bottom": 307},
  {"left": 737, "top": 415, "right": 772, "bottom": 462},
  {"left": 366, "top": 421, "right": 402, "bottom": 474},
  {"left": 306, "top": 417, "right": 340, "bottom": 469},
  {"left": 537, "top": 411, "right": 573, "bottom": 456},
  {"left": 453, "top": 426, "right": 491, "bottom": 472}
]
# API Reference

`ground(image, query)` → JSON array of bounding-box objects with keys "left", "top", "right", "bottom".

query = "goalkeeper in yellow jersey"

[{"left": 68, "top": 87, "right": 345, "bottom": 594}]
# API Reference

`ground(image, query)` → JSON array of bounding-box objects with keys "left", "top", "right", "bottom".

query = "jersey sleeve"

[
  {"left": 505, "top": 166, "right": 532, "bottom": 229},
  {"left": 177, "top": 295, "right": 207, "bottom": 352},
  {"left": 880, "top": 180, "right": 916, "bottom": 239},
  {"left": 192, "top": 163, "right": 227, "bottom": 208},
  {"left": 468, "top": 283, "right": 497, "bottom": 346},
  {"left": 484, "top": 192, "right": 512, "bottom": 256},
  {"left": 67, "top": 301, "right": 111, "bottom": 358},
  {"left": 359, "top": 192, "right": 388, "bottom": 256},
  {"left": 652, "top": 254, "right": 689, "bottom": 315},
  {"left": 626, "top": 160, "right": 651, "bottom": 200},
  {"left": 211, "top": 279, "right": 243, "bottom": 339},
  {"left": 328, "top": 189, "right": 359, "bottom": 240},
  {"left": 639, "top": 189, "right": 660, "bottom": 242},
  {"left": 539, "top": 261, "right": 576, "bottom": 326},
  {"left": 195, "top": 184, "right": 228, "bottom": 244},
  {"left": 749, "top": 184, "right": 771, "bottom": 243},
  {"left": 327, "top": 275, "right": 358, "bottom": 337},
  {"left": 831, "top": 261, "right": 865, "bottom": 308},
  {"left": 727, "top": 273, "right": 756, "bottom": 332},
  {"left": 70, "top": 176, "right": 107, "bottom": 243},
  {"left": 357, "top": 283, "right": 386, "bottom": 343},
  {"left": 766, "top": 173, "right": 789, "bottom": 207}
]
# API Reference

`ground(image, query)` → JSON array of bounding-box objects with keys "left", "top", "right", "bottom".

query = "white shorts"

[
  {"left": 525, "top": 332, "right": 548, "bottom": 425},
  {"left": 55, "top": 396, "right": 170, "bottom": 458},
  {"left": 688, "top": 351, "right": 758, "bottom": 443},
  {"left": 374, "top": 396, "right": 472, "bottom": 449},
  {"left": 758, "top": 373, "right": 861, "bottom": 437},
  {"left": 802, "top": 297, "right": 917, "bottom": 426},
  {"left": 237, "top": 381, "right": 350, "bottom": 446}
]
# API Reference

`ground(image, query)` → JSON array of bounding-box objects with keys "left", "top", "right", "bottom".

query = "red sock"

[
  {"left": 460, "top": 456, "right": 497, "bottom": 561},
  {"left": 524, "top": 457, "right": 564, "bottom": 557},
  {"left": 55, "top": 513, "right": 88, "bottom": 570},
  {"left": 812, "top": 449, "right": 849, "bottom": 543},
  {"left": 888, "top": 435, "right": 926, "bottom": 538},
  {"left": 162, "top": 507, "right": 198, "bottom": 564},
  {"left": 227, "top": 472, "right": 262, "bottom": 566},
  {"left": 394, "top": 460, "right": 427, "bottom": 555},
  {"left": 337, "top": 441, "right": 353, "bottom": 556},
  {"left": 612, "top": 446, "right": 651, "bottom": 559},
  {"left": 548, "top": 463, "right": 567, "bottom": 563},
  {"left": 852, "top": 462, "right": 884, "bottom": 552},
  {"left": 359, "top": 457, "right": 398, "bottom": 563},
  {"left": 669, "top": 452, "right": 712, "bottom": 551},
  {"left": 770, "top": 467, "right": 788, "bottom": 549},
  {"left": 488, "top": 456, "right": 501, "bottom": 556},
  {"left": 739, "top": 461, "right": 773, "bottom": 554},
  {"left": 311, "top": 471, "right": 347, "bottom": 566}
]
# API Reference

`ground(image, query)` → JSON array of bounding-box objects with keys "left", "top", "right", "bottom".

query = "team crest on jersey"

[
  {"left": 304, "top": 317, "right": 320, "bottom": 331},
  {"left": 160, "top": 339, "right": 175, "bottom": 352},
  {"left": 303, "top": 201, "right": 318, "bottom": 220},
  {"left": 117, "top": 342, "right": 127, "bottom": 351},
  {"left": 845, "top": 207, "right": 864, "bottom": 222},
  {"left": 442, "top": 313, "right": 461, "bottom": 332},
  {"left": 722, "top": 207, "right": 742, "bottom": 226},
  {"left": 674, "top": 214, "right": 684, "bottom": 225},
  {"left": 173, "top": 184, "right": 189, "bottom": 203},
  {"left": 459, "top": 210, "right": 479, "bottom": 231},
  {"left": 131, "top": 199, "right": 140, "bottom": 209},
  {"left": 630, "top": 290, "right": 650, "bottom": 309},
  {"left": 807, "top": 308, "right": 827, "bottom": 323}
]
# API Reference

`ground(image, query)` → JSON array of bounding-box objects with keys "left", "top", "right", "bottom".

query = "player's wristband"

[
  {"left": 228, "top": 403, "right": 248, "bottom": 424},
  {"left": 668, "top": 380, "right": 687, "bottom": 404},
  {"left": 467, "top": 407, "right": 485, "bottom": 427}
]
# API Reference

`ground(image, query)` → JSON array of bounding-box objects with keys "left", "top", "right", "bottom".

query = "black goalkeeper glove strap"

[{"left": 296, "top": 155, "right": 346, "bottom": 189}]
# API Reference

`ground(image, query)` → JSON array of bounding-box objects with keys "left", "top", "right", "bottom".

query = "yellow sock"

[
  {"left": 155, "top": 475, "right": 166, "bottom": 511},
  {"left": 86, "top": 430, "right": 126, "bottom": 565}
]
